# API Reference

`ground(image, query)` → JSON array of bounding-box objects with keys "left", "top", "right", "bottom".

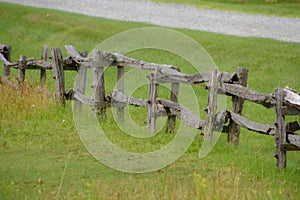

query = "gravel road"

[{"left": 1, "top": 0, "right": 300, "bottom": 43}]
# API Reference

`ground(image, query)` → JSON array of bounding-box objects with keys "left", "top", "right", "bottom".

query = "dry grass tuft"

[{"left": 0, "top": 82, "right": 53, "bottom": 116}]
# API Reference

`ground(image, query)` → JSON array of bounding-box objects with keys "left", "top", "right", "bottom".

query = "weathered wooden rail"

[{"left": 0, "top": 44, "right": 299, "bottom": 169}]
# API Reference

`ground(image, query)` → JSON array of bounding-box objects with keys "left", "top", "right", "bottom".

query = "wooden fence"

[
  {"left": 1, "top": 44, "right": 299, "bottom": 169},
  {"left": 0, "top": 44, "right": 85, "bottom": 104}
]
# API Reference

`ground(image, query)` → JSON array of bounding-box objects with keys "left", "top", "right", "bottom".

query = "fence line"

[{"left": 1, "top": 44, "right": 299, "bottom": 169}]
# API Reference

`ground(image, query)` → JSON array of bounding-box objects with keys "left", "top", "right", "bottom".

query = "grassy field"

[
  {"left": 1, "top": 2, "right": 300, "bottom": 199},
  {"left": 151, "top": 0, "right": 300, "bottom": 18}
]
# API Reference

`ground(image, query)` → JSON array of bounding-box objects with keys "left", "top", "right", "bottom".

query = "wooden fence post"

[
  {"left": 18, "top": 55, "right": 26, "bottom": 88},
  {"left": 74, "top": 51, "right": 88, "bottom": 109},
  {"left": 275, "top": 88, "right": 287, "bottom": 169},
  {"left": 166, "top": 82, "right": 179, "bottom": 133},
  {"left": 228, "top": 67, "right": 248, "bottom": 145},
  {"left": 204, "top": 68, "right": 219, "bottom": 142},
  {"left": 117, "top": 65, "right": 125, "bottom": 122},
  {"left": 78, "top": 52, "right": 88, "bottom": 94},
  {"left": 3, "top": 45, "right": 11, "bottom": 78},
  {"left": 51, "top": 48, "right": 65, "bottom": 105},
  {"left": 147, "top": 68, "right": 159, "bottom": 133},
  {"left": 92, "top": 50, "right": 106, "bottom": 119},
  {"left": 40, "top": 46, "right": 48, "bottom": 87}
]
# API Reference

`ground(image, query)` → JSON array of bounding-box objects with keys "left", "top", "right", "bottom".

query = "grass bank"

[
  {"left": 0, "top": 2, "right": 300, "bottom": 199},
  {"left": 151, "top": 0, "right": 300, "bottom": 18}
]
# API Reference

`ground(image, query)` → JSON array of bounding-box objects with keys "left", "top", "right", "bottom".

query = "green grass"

[
  {"left": 1, "top": 2, "right": 300, "bottom": 199},
  {"left": 151, "top": 0, "right": 300, "bottom": 18}
]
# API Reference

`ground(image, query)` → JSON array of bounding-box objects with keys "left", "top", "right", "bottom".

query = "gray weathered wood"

[
  {"left": 283, "top": 88, "right": 300, "bottom": 110},
  {"left": 103, "top": 51, "right": 179, "bottom": 71},
  {"left": 1, "top": 56, "right": 50, "bottom": 70},
  {"left": 0, "top": 55, "right": 77, "bottom": 78},
  {"left": 157, "top": 98, "right": 205, "bottom": 129},
  {"left": 0, "top": 48, "right": 12, "bottom": 66},
  {"left": 153, "top": 71, "right": 194, "bottom": 84},
  {"left": 51, "top": 48, "right": 65, "bottom": 105},
  {"left": 152, "top": 71, "right": 237, "bottom": 84},
  {"left": 166, "top": 82, "right": 179, "bottom": 133},
  {"left": 147, "top": 68, "right": 159, "bottom": 132},
  {"left": 117, "top": 66, "right": 125, "bottom": 122},
  {"left": 157, "top": 98, "right": 181, "bottom": 110},
  {"left": 166, "top": 71, "right": 238, "bottom": 84},
  {"left": 164, "top": 65, "right": 182, "bottom": 133},
  {"left": 72, "top": 90, "right": 93, "bottom": 105},
  {"left": 23, "top": 59, "right": 52, "bottom": 70},
  {"left": 215, "top": 111, "right": 228, "bottom": 132},
  {"left": 275, "top": 88, "right": 286, "bottom": 169},
  {"left": 219, "top": 72, "right": 239, "bottom": 83},
  {"left": 227, "top": 110, "right": 275, "bottom": 135},
  {"left": 228, "top": 67, "right": 248, "bottom": 145},
  {"left": 288, "top": 134, "right": 300, "bottom": 149},
  {"left": 105, "top": 52, "right": 237, "bottom": 84},
  {"left": 65, "top": 45, "right": 91, "bottom": 65},
  {"left": 221, "top": 83, "right": 275, "bottom": 108},
  {"left": 111, "top": 89, "right": 148, "bottom": 107},
  {"left": 18, "top": 55, "right": 26, "bottom": 87},
  {"left": 74, "top": 51, "right": 88, "bottom": 109},
  {"left": 75, "top": 51, "right": 88, "bottom": 95},
  {"left": 204, "top": 68, "right": 219, "bottom": 142},
  {"left": 92, "top": 50, "right": 106, "bottom": 119},
  {"left": 3, "top": 45, "right": 11, "bottom": 77},
  {"left": 40, "top": 46, "right": 48, "bottom": 86},
  {"left": 157, "top": 70, "right": 210, "bottom": 84}
]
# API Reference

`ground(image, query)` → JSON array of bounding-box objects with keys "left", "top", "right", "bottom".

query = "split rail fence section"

[
  {"left": 0, "top": 44, "right": 85, "bottom": 102},
  {"left": 1, "top": 44, "right": 300, "bottom": 169}
]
